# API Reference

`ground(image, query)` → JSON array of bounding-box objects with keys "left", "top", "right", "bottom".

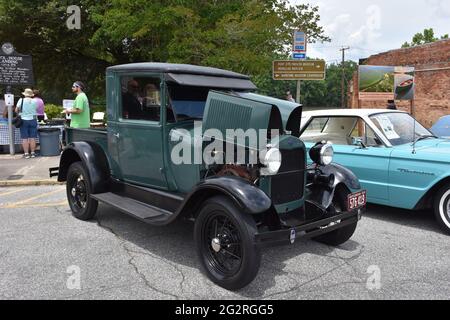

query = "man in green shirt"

[{"left": 65, "top": 81, "right": 91, "bottom": 128}]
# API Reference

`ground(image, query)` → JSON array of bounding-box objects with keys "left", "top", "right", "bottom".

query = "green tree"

[
  {"left": 401, "top": 28, "right": 449, "bottom": 48},
  {"left": 0, "top": 0, "right": 330, "bottom": 104}
]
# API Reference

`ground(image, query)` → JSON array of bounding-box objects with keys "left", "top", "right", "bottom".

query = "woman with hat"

[{"left": 15, "top": 88, "right": 38, "bottom": 158}]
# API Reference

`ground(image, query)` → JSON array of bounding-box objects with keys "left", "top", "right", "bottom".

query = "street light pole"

[{"left": 340, "top": 46, "right": 350, "bottom": 108}]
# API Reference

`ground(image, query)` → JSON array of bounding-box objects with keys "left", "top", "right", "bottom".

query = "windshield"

[
  {"left": 369, "top": 112, "right": 432, "bottom": 146},
  {"left": 167, "top": 85, "right": 210, "bottom": 121}
]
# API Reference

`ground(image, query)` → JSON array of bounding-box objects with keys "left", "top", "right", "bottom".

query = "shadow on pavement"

[
  {"left": 364, "top": 203, "right": 443, "bottom": 234},
  {"left": 74, "top": 204, "right": 362, "bottom": 298}
]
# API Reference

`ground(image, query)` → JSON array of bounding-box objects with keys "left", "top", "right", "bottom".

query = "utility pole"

[{"left": 340, "top": 46, "right": 350, "bottom": 108}]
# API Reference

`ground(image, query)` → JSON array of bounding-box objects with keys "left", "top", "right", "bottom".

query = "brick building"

[{"left": 349, "top": 39, "right": 450, "bottom": 128}]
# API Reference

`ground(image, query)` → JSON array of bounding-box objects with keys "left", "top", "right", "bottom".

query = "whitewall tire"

[{"left": 434, "top": 185, "right": 450, "bottom": 235}]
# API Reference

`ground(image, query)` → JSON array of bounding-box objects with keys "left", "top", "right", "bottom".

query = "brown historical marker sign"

[
  {"left": 0, "top": 43, "right": 35, "bottom": 86},
  {"left": 273, "top": 60, "right": 326, "bottom": 81}
]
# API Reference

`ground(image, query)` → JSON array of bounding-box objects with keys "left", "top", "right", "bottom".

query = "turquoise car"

[{"left": 300, "top": 109, "right": 450, "bottom": 234}]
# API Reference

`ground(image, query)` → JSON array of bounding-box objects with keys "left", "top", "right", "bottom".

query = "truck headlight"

[
  {"left": 309, "top": 141, "right": 334, "bottom": 166},
  {"left": 261, "top": 148, "right": 282, "bottom": 175}
]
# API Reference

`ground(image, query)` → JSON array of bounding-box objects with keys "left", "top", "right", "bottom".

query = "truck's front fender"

[
  {"left": 180, "top": 176, "right": 272, "bottom": 216},
  {"left": 58, "top": 141, "right": 110, "bottom": 194},
  {"left": 307, "top": 163, "right": 361, "bottom": 209}
]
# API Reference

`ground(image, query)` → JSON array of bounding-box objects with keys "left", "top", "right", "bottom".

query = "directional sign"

[
  {"left": 293, "top": 31, "right": 307, "bottom": 53},
  {"left": 292, "top": 53, "right": 306, "bottom": 60},
  {"left": 273, "top": 60, "right": 326, "bottom": 81}
]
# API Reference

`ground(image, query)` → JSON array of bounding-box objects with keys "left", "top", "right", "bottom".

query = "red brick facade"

[{"left": 349, "top": 39, "right": 450, "bottom": 128}]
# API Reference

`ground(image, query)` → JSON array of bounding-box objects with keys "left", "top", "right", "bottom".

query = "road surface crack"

[{"left": 96, "top": 217, "right": 182, "bottom": 299}]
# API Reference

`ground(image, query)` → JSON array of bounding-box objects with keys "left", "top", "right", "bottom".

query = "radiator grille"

[{"left": 271, "top": 148, "right": 305, "bottom": 205}]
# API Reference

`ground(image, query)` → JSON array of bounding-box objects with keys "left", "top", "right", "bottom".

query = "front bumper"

[{"left": 254, "top": 208, "right": 363, "bottom": 247}]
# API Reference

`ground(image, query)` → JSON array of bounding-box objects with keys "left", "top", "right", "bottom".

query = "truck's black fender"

[
  {"left": 307, "top": 163, "right": 361, "bottom": 209},
  {"left": 58, "top": 141, "right": 110, "bottom": 194},
  {"left": 179, "top": 176, "right": 272, "bottom": 217}
]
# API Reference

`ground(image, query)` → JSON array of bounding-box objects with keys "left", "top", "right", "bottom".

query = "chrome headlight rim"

[
  {"left": 261, "top": 147, "right": 282, "bottom": 176},
  {"left": 319, "top": 143, "right": 334, "bottom": 166}
]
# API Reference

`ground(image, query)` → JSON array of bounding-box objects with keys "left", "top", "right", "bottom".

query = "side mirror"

[{"left": 352, "top": 137, "right": 367, "bottom": 149}]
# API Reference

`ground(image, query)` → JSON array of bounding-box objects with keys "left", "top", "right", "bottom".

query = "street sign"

[
  {"left": 4, "top": 93, "right": 14, "bottom": 106},
  {"left": 0, "top": 43, "right": 34, "bottom": 86},
  {"left": 292, "top": 53, "right": 306, "bottom": 60},
  {"left": 293, "top": 31, "right": 307, "bottom": 53},
  {"left": 273, "top": 60, "right": 326, "bottom": 81}
]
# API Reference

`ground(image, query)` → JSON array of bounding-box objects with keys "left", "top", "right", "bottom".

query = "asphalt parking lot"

[{"left": 0, "top": 185, "right": 449, "bottom": 300}]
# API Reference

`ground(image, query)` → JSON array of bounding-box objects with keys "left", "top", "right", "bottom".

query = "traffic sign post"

[
  {"left": 4, "top": 87, "right": 14, "bottom": 155},
  {"left": 273, "top": 60, "right": 326, "bottom": 81},
  {"left": 293, "top": 31, "right": 307, "bottom": 53}
]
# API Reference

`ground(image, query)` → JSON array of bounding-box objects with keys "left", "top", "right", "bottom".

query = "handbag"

[{"left": 12, "top": 99, "right": 24, "bottom": 128}]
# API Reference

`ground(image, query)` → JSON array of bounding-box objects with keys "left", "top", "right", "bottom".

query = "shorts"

[{"left": 20, "top": 119, "right": 38, "bottom": 139}]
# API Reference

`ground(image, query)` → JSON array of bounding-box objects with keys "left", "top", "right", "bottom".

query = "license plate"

[{"left": 347, "top": 190, "right": 367, "bottom": 210}]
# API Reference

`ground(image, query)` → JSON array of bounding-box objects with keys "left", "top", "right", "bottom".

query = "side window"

[
  {"left": 350, "top": 119, "right": 383, "bottom": 147},
  {"left": 301, "top": 116, "right": 358, "bottom": 145},
  {"left": 120, "top": 76, "right": 161, "bottom": 122},
  {"left": 301, "top": 117, "right": 330, "bottom": 142}
]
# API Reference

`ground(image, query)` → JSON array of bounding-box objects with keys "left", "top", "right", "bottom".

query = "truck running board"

[{"left": 91, "top": 192, "right": 173, "bottom": 223}]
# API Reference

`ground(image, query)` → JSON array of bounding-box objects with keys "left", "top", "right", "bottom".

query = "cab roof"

[
  {"left": 302, "top": 108, "right": 407, "bottom": 118},
  {"left": 107, "top": 62, "right": 250, "bottom": 79}
]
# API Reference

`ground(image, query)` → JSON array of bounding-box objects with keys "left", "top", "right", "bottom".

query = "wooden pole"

[{"left": 296, "top": 80, "right": 301, "bottom": 104}]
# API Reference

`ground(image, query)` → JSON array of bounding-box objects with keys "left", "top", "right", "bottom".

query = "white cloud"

[
  {"left": 426, "top": 0, "right": 450, "bottom": 18},
  {"left": 289, "top": 0, "right": 449, "bottom": 62}
]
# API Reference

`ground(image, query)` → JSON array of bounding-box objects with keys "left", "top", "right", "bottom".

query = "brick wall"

[{"left": 349, "top": 39, "right": 450, "bottom": 128}]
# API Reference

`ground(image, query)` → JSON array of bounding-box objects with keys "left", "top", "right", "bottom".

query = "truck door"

[{"left": 114, "top": 74, "right": 168, "bottom": 189}]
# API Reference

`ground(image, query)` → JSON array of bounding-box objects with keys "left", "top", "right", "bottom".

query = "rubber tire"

[
  {"left": 434, "top": 183, "right": 450, "bottom": 235},
  {"left": 313, "top": 187, "right": 358, "bottom": 246},
  {"left": 194, "top": 196, "right": 261, "bottom": 291},
  {"left": 66, "top": 161, "right": 98, "bottom": 221}
]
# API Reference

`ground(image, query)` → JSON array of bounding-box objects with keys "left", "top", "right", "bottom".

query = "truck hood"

[{"left": 233, "top": 92, "right": 303, "bottom": 136}]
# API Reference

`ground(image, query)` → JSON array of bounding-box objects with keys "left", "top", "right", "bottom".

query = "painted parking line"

[
  {"left": 0, "top": 188, "right": 26, "bottom": 197},
  {"left": 2, "top": 188, "right": 65, "bottom": 209},
  {"left": 1, "top": 200, "right": 68, "bottom": 209}
]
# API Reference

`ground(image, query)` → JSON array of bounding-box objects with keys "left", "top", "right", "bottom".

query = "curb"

[{"left": 0, "top": 180, "right": 65, "bottom": 187}]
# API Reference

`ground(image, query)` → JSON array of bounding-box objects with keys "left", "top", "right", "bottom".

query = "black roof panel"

[{"left": 107, "top": 62, "right": 250, "bottom": 79}]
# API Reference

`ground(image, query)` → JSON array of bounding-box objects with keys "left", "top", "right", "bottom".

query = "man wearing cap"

[{"left": 65, "top": 81, "right": 91, "bottom": 128}]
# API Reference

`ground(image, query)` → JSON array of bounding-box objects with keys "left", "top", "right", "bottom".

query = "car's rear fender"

[{"left": 58, "top": 141, "right": 110, "bottom": 194}]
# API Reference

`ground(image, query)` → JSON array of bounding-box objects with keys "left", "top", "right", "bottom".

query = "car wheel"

[
  {"left": 66, "top": 162, "right": 98, "bottom": 221},
  {"left": 194, "top": 196, "right": 261, "bottom": 290},
  {"left": 313, "top": 187, "right": 358, "bottom": 246},
  {"left": 434, "top": 184, "right": 450, "bottom": 235}
]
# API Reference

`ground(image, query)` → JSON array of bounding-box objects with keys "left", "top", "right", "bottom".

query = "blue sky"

[{"left": 289, "top": 0, "right": 450, "bottom": 64}]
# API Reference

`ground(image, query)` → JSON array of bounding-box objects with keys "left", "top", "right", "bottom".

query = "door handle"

[{"left": 113, "top": 133, "right": 120, "bottom": 139}]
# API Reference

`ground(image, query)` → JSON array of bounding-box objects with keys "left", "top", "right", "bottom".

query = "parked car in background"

[
  {"left": 431, "top": 115, "right": 450, "bottom": 138},
  {"left": 300, "top": 109, "right": 450, "bottom": 234}
]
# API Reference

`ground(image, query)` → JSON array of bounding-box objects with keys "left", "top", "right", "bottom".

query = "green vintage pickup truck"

[{"left": 50, "top": 63, "right": 365, "bottom": 290}]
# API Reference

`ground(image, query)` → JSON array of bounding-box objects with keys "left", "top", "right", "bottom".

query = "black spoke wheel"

[
  {"left": 434, "top": 183, "right": 450, "bottom": 235},
  {"left": 194, "top": 196, "right": 261, "bottom": 290},
  {"left": 313, "top": 186, "right": 358, "bottom": 246},
  {"left": 66, "top": 162, "right": 98, "bottom": 221}
]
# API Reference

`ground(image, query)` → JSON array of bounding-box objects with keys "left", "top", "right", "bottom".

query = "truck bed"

[{"left": 66, "top": 127, "right": 108, "bottom": 151}]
